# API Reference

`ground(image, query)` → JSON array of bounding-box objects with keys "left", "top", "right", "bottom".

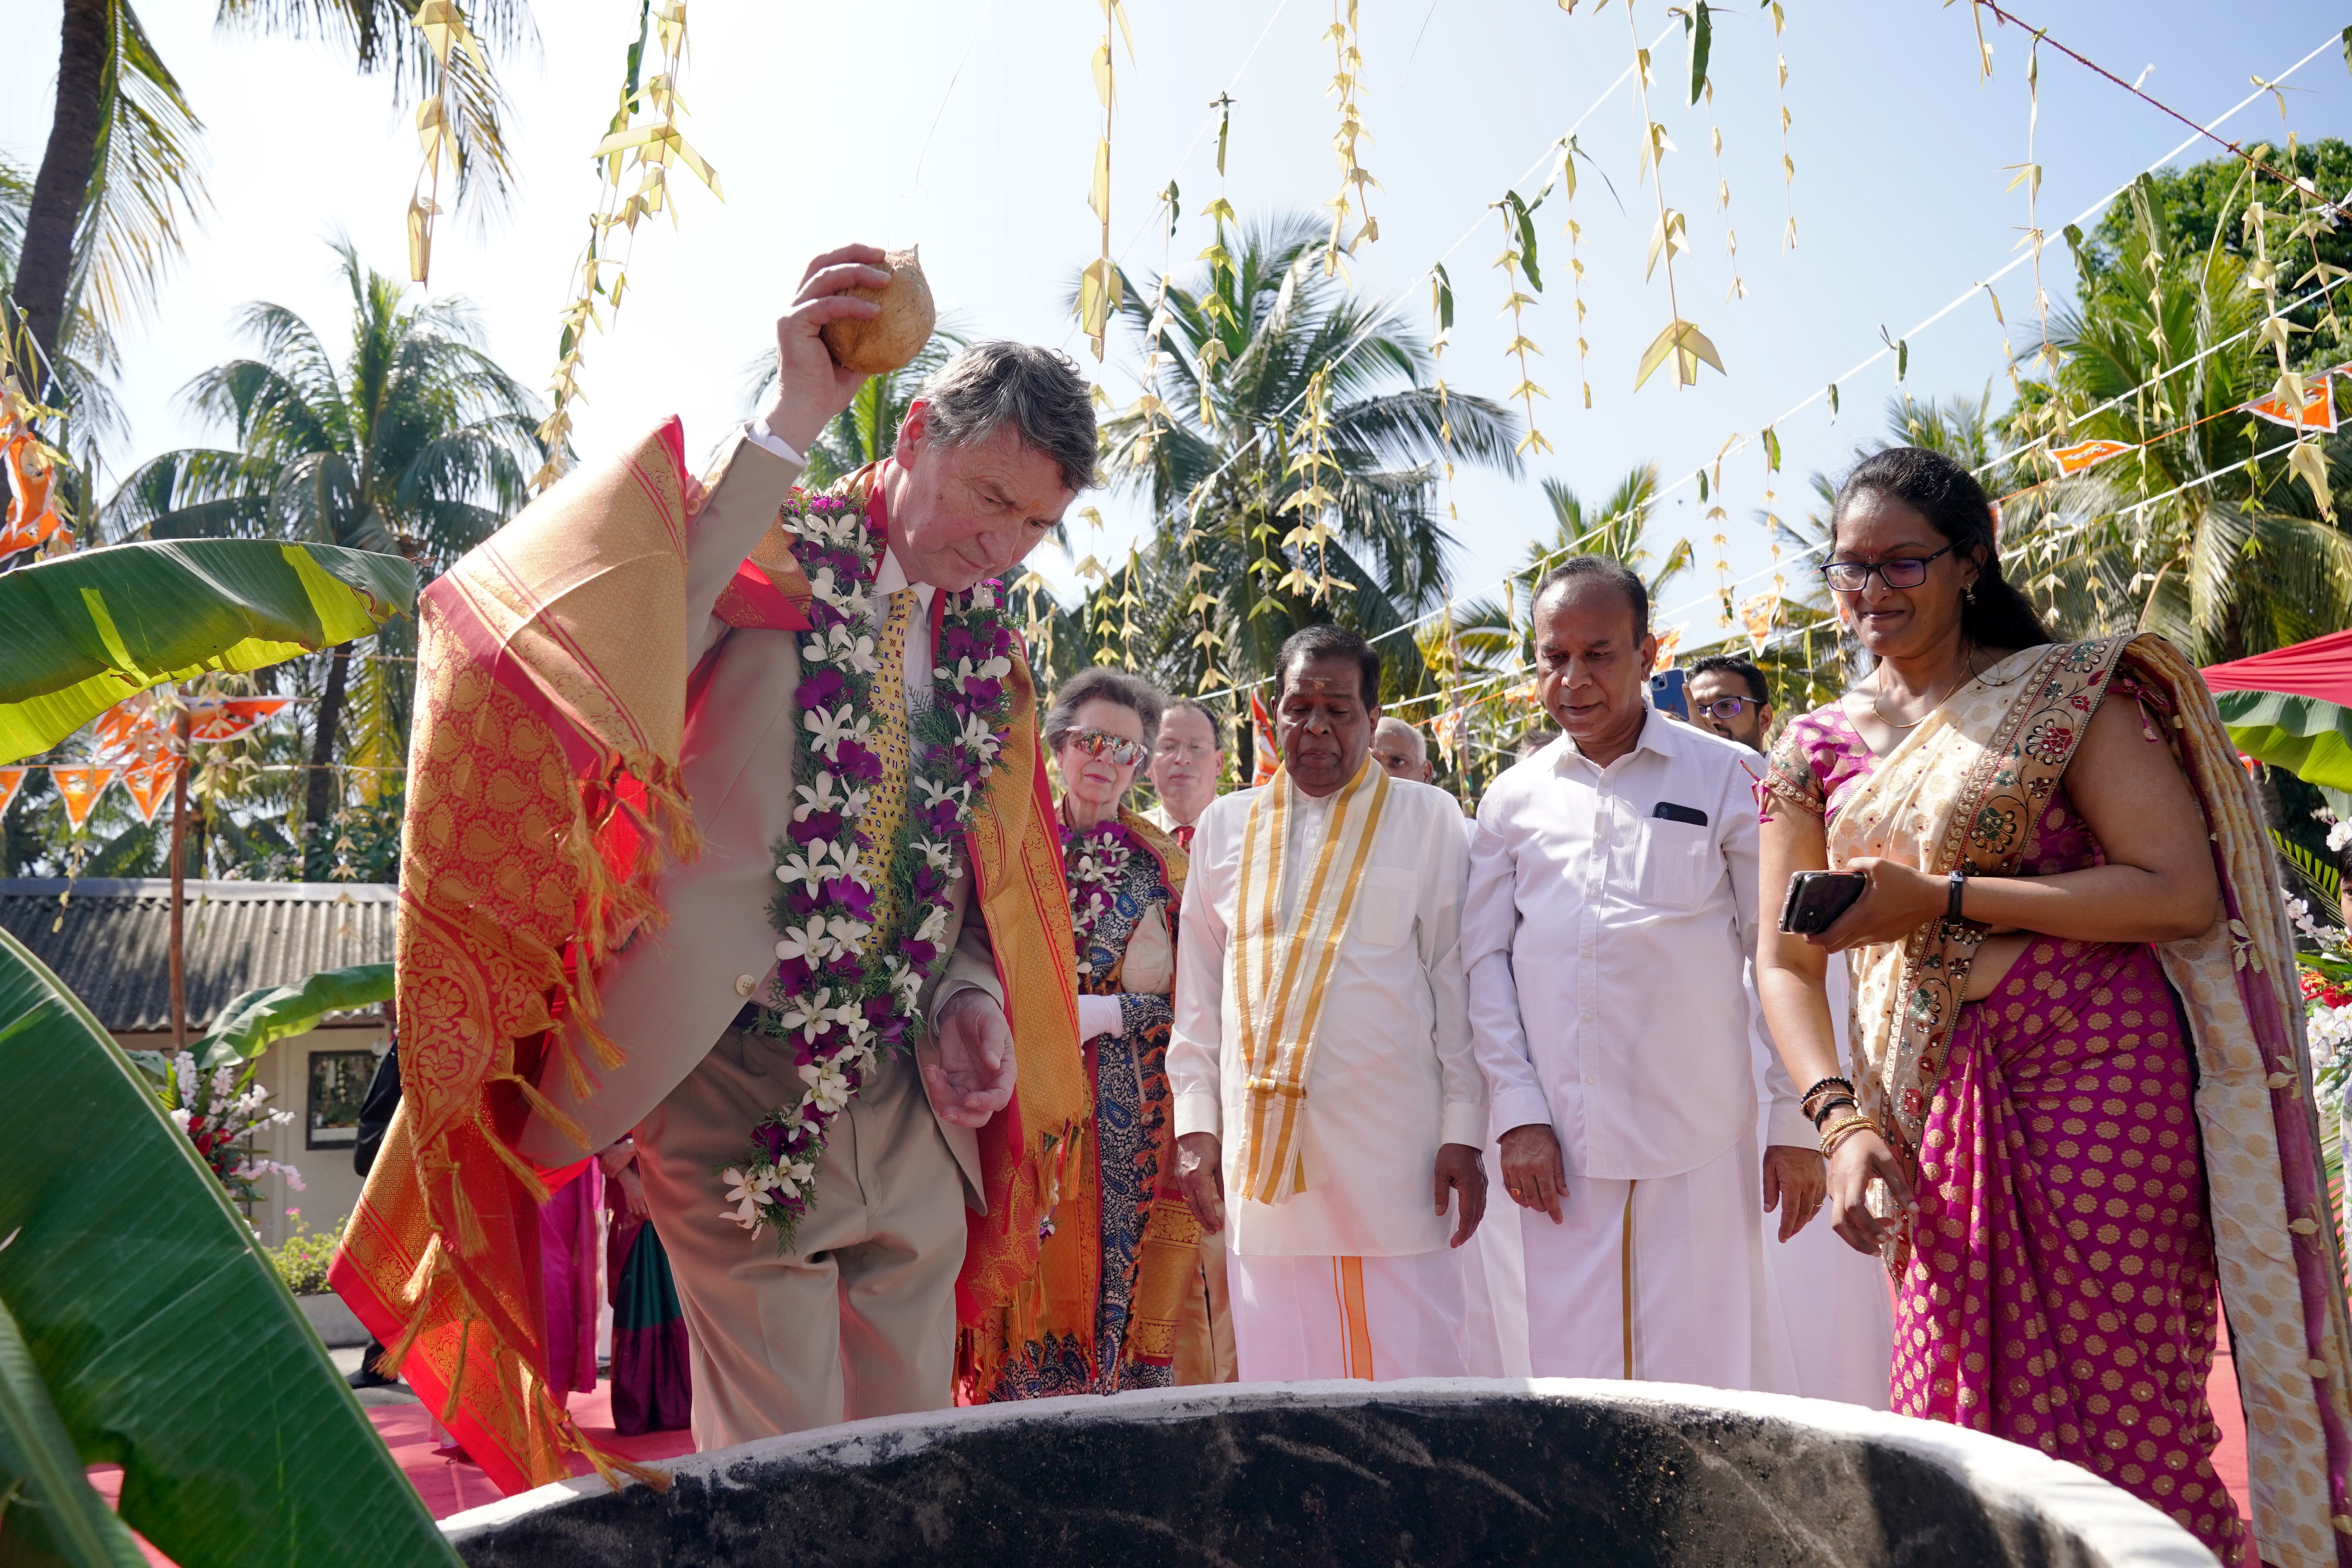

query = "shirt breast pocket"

[
  {"left": 1636, "top": 818, "right": 1715, "bottom": 911},
  {"left": 1349, "top": 867, "right": 1418, "bottom": 950}
]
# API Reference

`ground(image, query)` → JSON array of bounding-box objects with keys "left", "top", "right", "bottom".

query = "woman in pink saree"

[{"left": 1757, "top": 446, "right": 2352, "bottom": 1567}]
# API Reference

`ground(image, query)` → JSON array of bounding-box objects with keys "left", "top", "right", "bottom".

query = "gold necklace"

[{"left": 1867, "top": 650, "right": 1987, "bottom": 730}]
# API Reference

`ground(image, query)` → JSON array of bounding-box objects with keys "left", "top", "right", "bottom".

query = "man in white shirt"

[
  {"left": 1466, "top": 559, "right": 1822, "bottom": 1390},
  {"left": 1170, "top": 624, "right": 1488, "bottom": 1383},
  {"left": 1144, "top": 699, "right": 1224, "bottom": 851}
]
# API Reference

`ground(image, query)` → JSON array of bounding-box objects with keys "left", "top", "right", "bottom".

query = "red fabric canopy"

[{"left": 2201, "top": 628, "right": 2352, "bottom": 707}]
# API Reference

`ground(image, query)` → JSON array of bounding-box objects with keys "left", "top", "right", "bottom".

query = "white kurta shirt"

[
  {"left": 1170, "top": 776, "right": 1485, "bottom": 1257},
  {"left": 1465, "top": 709, "right": 1804, "bottom": 1183}
]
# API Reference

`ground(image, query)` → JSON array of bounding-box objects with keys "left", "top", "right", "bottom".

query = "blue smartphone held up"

[{"left": 1649, "top": 668, "right": 1688, "bottom": 720}]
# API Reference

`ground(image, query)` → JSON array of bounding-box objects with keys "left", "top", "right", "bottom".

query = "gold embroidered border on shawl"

[
  {"left": 1230, "top": 760, "right": 1392, "bottom": 1204},
  {"left": 1111, "top": 808, "right": 1199, "bottom": 1368}
]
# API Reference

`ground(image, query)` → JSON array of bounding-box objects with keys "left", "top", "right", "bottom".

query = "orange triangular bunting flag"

[
  {"left": 2245, "top": 376, "right": 2338, "bottom": 434},
  {"left": 50, "top": 766, "right": 119, "bottom": 833},
  {"left": 2049, "top": 438, "right": 2135, "bottom": 476},
  {"left": 1249, "top": 691, "right": 1280, "bottom": 786},
  {"left": 120, "top": 760, "right": 179, "bottom": 825},
  {"left": 186, "top": 697, "right": 294, "bottom": 744},
  {"left": 0, "top": 768, "right": 25, "bottom": 820}
]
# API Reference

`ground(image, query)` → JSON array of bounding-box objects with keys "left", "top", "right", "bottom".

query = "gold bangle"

[{"left": 1817, "top": 1113, "right": 1877, "bottom": 1158}]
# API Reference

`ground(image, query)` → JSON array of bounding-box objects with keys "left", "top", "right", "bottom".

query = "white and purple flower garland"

[
  {"left": 1060, "top": 818, "right": 1136, "bottom": 979},
  {"left": 721, "top": 487, "right": 1017, "bottom": 1247}
]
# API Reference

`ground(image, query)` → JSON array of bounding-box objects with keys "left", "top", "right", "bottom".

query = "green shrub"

[{"left": 267, "top": 1209, "right": 344, "bottom": 1296}]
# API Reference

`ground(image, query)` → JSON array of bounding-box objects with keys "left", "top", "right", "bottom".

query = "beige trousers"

[{"left": 635, "top": 1028, "right": 968, "bottom": 1451}]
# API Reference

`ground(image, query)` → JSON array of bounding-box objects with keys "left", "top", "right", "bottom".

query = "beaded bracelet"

[{"left": 1800, "top": 1075, "right": 1858, "bottom": 1126}]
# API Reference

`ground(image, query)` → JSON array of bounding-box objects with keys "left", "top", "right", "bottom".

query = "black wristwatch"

[{"left": 1947, "top": 867, "right": 1970, "bottom": 922}]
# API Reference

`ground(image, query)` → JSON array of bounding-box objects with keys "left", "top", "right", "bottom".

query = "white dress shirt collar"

[{"left": 1557, "top": 704, "right": 1675, "bottom": 777}]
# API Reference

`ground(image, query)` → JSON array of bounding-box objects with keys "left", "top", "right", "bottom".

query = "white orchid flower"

[
  {"left": 783, "top": 1159, "right": 816, "bottom": 1187},
  {"left": 919, "top": 840, "right": 956, "bottom": 871},
  {"left": 780, "top": 988, "right": 837, "bottom": 1035},
  {"left": 806, "top": 705, "right": 859, "bottom": 757},
  {"left": 839, "top": 633, "right": 880, "bottom": 675},
  {"left": 721, "top": 1168, "right": 764, "bottom": 1229},
  {"left": 169, "top": 1107, "right": 193, "bottom": 1133},
  {"left": 778, "top": 848, "right": 831, "bottom": 893},
  {"left": 800, "top": 1059, "right": 854, "bottom": 1115},
  {"left": 794, "top": 774, "right": 846, "bottom": 821},
  {"left": 841, "top": 784, "right": 873, "bottom": 820},
  {"left": 826, "top": 915, "right": 873, "bottom": 953},
  {"left": 775, "top": 918, "right": 836, "bottom": 964},
  {"left": 916, "top": 904, "right": 951, "bottom": 944}
]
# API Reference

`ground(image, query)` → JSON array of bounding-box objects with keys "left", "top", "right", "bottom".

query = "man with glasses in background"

[
  {"left": 1145, "top": 699, "right": 1225, "bottom": 852},
  {"left": 1684, "top": 656, "right": 1774, "bottom": 754}
]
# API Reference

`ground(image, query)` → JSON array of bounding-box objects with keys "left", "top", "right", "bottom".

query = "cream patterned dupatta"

[{"left": 1776, "top": 633, "right": 2352, "bottom": 1567}]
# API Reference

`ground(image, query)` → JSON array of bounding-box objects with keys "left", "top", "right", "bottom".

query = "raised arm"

[{"left": 688, "top": 245, "right": 894, "bottom": 664}]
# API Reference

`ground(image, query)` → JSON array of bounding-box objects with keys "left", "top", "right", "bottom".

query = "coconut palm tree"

[
  {"left": 1446, "top": 466, "right": 1687, "bottom": 675},
  {"left": 2001, "top": 175, "right": 2352, "bottom": 661},
  {"left": 11, "top": 0, "right": 530, "bottom": 403},
  {"left": 106, "top": 239, "right": 542, "bottom": 875},
  {"left": 1078, "top": 213, "right": 1521, "bottom": 700}
]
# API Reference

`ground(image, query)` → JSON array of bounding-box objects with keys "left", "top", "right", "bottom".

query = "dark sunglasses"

[
  {"left": 1820, "top": 542, "right": 1955, "bottom": 593},
  {"left": 1055, "top": 728, "right": 1149, "bottom": 767}
]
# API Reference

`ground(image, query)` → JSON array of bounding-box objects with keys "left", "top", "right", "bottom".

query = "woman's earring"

[{"left": 1964, "top": 583, "right": 1977, "bottom": 605}]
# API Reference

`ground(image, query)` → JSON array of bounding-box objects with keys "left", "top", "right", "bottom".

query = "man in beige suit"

[{"left": 516, "top": 245, "right": 1096, "bottom": 1448}]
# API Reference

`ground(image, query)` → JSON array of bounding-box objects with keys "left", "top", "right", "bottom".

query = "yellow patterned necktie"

[{"left": 858, "top": 586, "right": 920, "bottom": 964}]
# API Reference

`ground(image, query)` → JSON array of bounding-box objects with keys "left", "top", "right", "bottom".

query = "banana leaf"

[
  {"left": 0, "top": 541, "right": 417, "bottom": 765},
  {"left": 0, "top": 926, "right": 459, "bottom": 1567},
  {"left": 193, "top": 962, "right": 394, "bottom": 1074},
  {"left": 2217, "top": 687, "right": 2352, "bottom": 796},
  {"left": 0, "top": 1291, "right": 147, "bottom": 1568}
]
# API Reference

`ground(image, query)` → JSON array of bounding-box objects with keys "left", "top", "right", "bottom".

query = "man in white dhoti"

[
  {"left": 1466, "top": 559, "right": 1822, "bottom": 1390},
  {"left": 1689, "top": 654, "right": 1895, "bottom": 1406},
  {"left": 1170, "top": 624, "right": 1488, "bottom": 1383}
]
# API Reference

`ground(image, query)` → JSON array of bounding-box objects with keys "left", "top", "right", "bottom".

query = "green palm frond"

[
  {"left": 65, "top": 0, "right": 208, "bottom": 337},
  {"left": 212, "top": 0, "right": 537, "bottom": 214},
  {"left": 2274, "top": 828, "right": 2343, "bottom": 926}
]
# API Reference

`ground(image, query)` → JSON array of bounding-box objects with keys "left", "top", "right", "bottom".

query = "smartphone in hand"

[{"left": 1778, "top": 870, "right": 1867, "bottom": 935}]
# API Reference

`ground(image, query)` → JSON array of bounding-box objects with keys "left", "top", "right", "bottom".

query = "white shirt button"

[{"left": 733, "top": 974, "right": 759, "bottom": 999}]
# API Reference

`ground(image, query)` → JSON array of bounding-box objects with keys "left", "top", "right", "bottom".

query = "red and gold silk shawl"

[
  {"left": 329, "top": 424, "right": 1088, "bottom": 1495},
  {"left": 1768, "top": 633, "right": 2352, "bottom": 1568}
]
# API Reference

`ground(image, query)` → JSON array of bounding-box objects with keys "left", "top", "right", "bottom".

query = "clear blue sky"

[{"left": 7, "top": 0, "right": 2350, "bottom": 650}]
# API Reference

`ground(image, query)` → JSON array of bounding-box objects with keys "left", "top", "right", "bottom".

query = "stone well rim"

[{"left": 439, "top": 1376, "right": 2217, "bottom": 1567}]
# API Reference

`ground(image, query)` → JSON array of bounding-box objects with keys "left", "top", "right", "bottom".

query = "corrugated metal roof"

[{"left": 0, "top": 878, "right": 395, "bottom": 1034}]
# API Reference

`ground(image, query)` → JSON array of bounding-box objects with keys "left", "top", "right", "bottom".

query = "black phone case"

[{"left": 1780, "top": 871, "right": 1866, "bottom": 935}]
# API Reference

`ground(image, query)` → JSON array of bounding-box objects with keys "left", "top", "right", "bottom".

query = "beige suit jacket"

[{"left": 517, "top": 431, "right": 1001, "bottom": 1204}]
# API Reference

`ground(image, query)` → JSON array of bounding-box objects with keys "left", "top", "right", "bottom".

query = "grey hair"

[
  {"left": 917, "top": 340, "right": 1099, "bottom": 493},
  {"left": 1044, "top": 666, "right": 1168, "bottom": 751},
  {"left": 1373, "top": 716, "right": 1428, "bottom": 765}
]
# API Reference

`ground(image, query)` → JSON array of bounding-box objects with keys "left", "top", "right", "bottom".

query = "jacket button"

[{"left": 733, "top": 974, "right": 759, "bottom": 998}]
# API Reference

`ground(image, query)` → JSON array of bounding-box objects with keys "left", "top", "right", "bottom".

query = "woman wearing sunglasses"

[
  {"left": 1753, "top": 446, "right": 2349, "bottom": 1562},
  {"left": 978, "top": 666, "right": 1219, "bottom": 1399}
]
